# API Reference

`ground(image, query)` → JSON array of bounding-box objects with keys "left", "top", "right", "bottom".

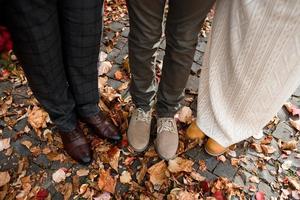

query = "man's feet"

[
  {"left": 59, "top": 126, "right": 92, "bottom": 164},
  {"left": 155, "top": 117, "right": 178, "bottom": 160},
  {"left": 127, "top": 108, "right": 152, "bottom": 152},
  {"left": 81, "top": 112, "right": 122, "bottom": 141}
]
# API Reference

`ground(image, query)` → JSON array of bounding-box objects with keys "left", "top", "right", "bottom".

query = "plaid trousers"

[
  {"left": 1, "top": 0, "right": 103, "bottom": 131},
  {"left": 127, "top": 0, "right": 214, "bottom": 117}
]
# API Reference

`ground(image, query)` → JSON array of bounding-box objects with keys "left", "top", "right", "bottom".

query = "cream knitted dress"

[{"left": 196, "top": 0, "right": 300, "bottom": 147}]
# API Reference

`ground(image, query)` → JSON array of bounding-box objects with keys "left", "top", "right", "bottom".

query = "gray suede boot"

[
  {"left": 127, "top": 108, "right": 152, "bottom": 152},
  {"left": 155, "top": 117, "right": 178, "bottom": 160}
]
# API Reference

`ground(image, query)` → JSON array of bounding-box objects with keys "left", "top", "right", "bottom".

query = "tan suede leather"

[
  {"left": 155, "top": 118, "right": 178, "bottom": 160},
  {"left": 127, "top": 108, "right": 152, "bottom": 152}
]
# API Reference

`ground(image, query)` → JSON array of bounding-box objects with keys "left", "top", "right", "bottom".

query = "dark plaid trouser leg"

[
  {"left": 59, "top": 0, "right": 103, "bottom": 118},
  {"left": 1, "top": 0, "right": 103, "bottom": 131},
  {"left": 126, "top": 0, "right": 215, "bottom": 117}
]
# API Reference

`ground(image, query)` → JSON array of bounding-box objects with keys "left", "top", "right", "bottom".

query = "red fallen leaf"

[
  {"left": 0, "top": 69, "right": 10, "bottom": 78},
  {"left": 36, "top": 188, "right": 49, "bottom": 200},
  {"left": 213, "top": 191, "right": 225, "bottom": 200},
  {"left": 200, "top": 180, "right": 210, "bottom": 194},
  {"left": 256, "top": 191, "right": 265, "bottom": 200},
  {"left": 118, "top": 138, "right": 128, "bottom": 149}
]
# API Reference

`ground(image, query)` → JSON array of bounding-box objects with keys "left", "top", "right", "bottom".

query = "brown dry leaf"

[
  {"left": 281, "top": 140, "right": 298, "bottom": 150},
  {"left": 137, "top": 159, "right": 148, "bottom": 184},
  {"left": 249, "top": 176, "right": 260, "bottom": 183},
  {"left": 117, "top": 81, "right": 129, "bottom": 91},
  {"left": 168, "top": 157, "right": 194, "bottom": 173},
  {"left": 199, "top": 160, "right": 207, "bottom": 171},
  {"left": 98, "top": 61, "right": 112, "bottom": 76},
  {"left": 76, "top": 169, "right": 89, "bottom": 177},
  {"left": 21, "top": 140, "right": 32, "bottom": 149},
  {"left": 177, "top": 106, "right": 193, "bottom": 124},
  {"left": 261, "top": 145, "right": 277, "bottom": 154},
  {"left": 102, "top": 86, "right": 121, "bottom": 101},
  {"left": 190, "top": 172, "right": 206, "bottom": 182},
  {"left": 231, "top": 158, "right": 239, "bottom": 167},
  {"left": 284, "top": 102, "right": 300, "bottom": 116},
  {"left": 52, "top": 168, "right": 66, "bottom": 183},
  {"left": 169, "top": 188, "right": 198, "bottom": 200},
  {"left": 251, "top": 143, "right": 262, "bottom": 153},
  {"left": 107, "top": 146, "right": 120, "bottom": 172},
  {"left": 28, "top": 106, "right": 48, "bottom": 132},
  {"left": 122, "top": 57, "right": 130, "bottom": 73},
  {"left": 98, "top": 76, "right": 108, "bottom": 91},
  {"left": 79, "top": 184, "right": 89, "bottom": 195},
  {"left": 288, "top": 177, "right": 300, "bottom": 190},
  {"left": 63, "top": 183, "right": 72, "bottom": 200},
  {"left": 0, "top": 171, "right": 10, "bottom": 187},
  {"left": 98, "top": 169, "right": 116, "bottom": 194},
  {"left": 147, "top": 161, "right": 168, "bottom": 186},
  {"left": 144, "top": 148, "right": 158, "bottom": 157},
  {"left": 114, "top": 70, "right": 123, "bottom": 80},
  {"left": 120, "top": 171, "right": 131, "bottom": 184},
  {"left": 0, "top": 138, "right": 10, "bottom": 152},
  {"left": 217, "top": 155, "right": 226, "bottom": 163},
  {"left": 290, "top": 119, "right": 300, "bottom": 131},
  {"left": 260, "top": 135, "right": 273, "bottom": 145}
]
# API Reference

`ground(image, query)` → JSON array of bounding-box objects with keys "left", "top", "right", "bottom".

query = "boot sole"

[{"left": 204, "top": 145, "right": 227, "bottom": 157}]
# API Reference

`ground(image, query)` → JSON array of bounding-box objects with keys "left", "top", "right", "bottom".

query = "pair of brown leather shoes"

[{"left": 59, "top": 112, "right": 122, "bottom": 164}]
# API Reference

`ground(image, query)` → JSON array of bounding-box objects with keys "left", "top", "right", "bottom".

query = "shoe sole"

[
  {"left": 204, "top": 146, "right": 227, "bottom": 157},
  {"left": 128, "top": 142, "right": 149, "bottom": 153}
]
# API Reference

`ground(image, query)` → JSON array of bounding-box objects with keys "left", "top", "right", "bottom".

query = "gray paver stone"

[
  {"left": 185, "top": 75, "right": 199, "bottom": 94},
  {"left": 272, "top": 122, "right": 296, "bottom": 142},
  {"left": 213, "top": 160, "right": 238, "bottom": 180},
  {"left": 258, "top": 181, "right": 278, "bottom": 199},
  {"left": 185, "top": 147, "right": 219, "bottom": 172},
  {"left": 109, "top": 22, "right": 125, "bottom": 32}
]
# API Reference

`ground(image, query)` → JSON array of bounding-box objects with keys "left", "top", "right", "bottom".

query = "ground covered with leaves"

[{"left": 1, "top": 1, "right": 300, "bottom": 199}]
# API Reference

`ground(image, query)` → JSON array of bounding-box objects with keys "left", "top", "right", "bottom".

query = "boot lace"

[
  {"left": 135, "top": 108, "right": 151, "bottom": 123},
  {"left": 158, "top": 118, "right": 177, "bottom": 134}
]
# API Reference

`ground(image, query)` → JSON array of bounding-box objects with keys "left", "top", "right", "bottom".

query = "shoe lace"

[
  {"left": 135, "top": 108, "right": 151, "bottom": 123},
  {"left": 158, "top": 118, "right": 177, "bottom": 134}
]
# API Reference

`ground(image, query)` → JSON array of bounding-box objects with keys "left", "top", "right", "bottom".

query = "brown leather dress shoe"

[
  {"left": 59, "top": 126, "right": 92, "bottom": 164},
  {"left": 81, "top": 112, "right": 122, "bottom": 141}
]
